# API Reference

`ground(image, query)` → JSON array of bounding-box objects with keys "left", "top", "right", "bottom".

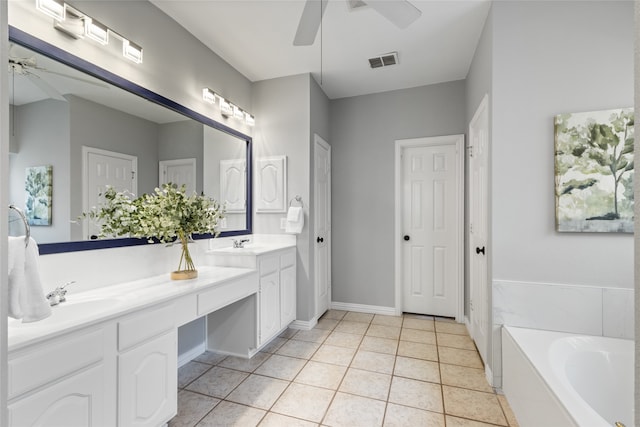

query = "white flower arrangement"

[{"left": 82, "top": 183, "right": 224, "bottom": 274}]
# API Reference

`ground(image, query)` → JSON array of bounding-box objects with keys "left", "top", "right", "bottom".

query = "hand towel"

[
  {"left": 285, "top": 206, "right": 304, "bottom": 234},
  {"left": 20, "top": 237, "right": 52, "bottom": 323},
  {"left": 7, "top": 236, "right": 25, "bottom": 320},
  {"left": 287, "top": 206, "right": 302, "bottom": 222}
]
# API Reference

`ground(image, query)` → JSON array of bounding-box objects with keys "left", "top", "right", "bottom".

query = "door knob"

[
  {"left": 317, "top": 236, "right": 324, "bottom": 243},
  {"left": 403, "top": 235, "right": 410, "bottom": 241},
  {"left": 476, "top": 246, "right": 485, "bottom": 255}
]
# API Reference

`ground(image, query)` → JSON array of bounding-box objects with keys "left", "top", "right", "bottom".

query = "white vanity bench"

[{"left": 7, "top": 239, "right": 297, "bottom": 427}]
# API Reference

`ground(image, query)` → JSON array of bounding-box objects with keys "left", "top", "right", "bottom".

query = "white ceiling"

[{"left": 151, "top": 0, "right": 492, "bottom": 99}]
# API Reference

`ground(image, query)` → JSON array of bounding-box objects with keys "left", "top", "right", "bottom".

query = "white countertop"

[
  {"left": 207, "top": 242, "right": 296, "bottom": 256},
  {"left": 8, "top": 266, "right": 255, "bottom": 352}
]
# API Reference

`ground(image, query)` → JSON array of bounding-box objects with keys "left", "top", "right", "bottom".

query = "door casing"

[{"left": 394, "top": 135, "right": 465, "bottom": 321}]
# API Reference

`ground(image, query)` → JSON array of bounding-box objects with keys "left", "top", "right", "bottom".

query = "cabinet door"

[
  {"left": 9, "top": 364, "right": 108, "bottom": 427},
  {"left": 280, "top": 264, "right": 296, "bottom": 329},
  {"left": 119, "top": 331, "right": 177, "bottom": 427},
  {"left": 259, "top": 271, "right": 280, "bottom": 346}
]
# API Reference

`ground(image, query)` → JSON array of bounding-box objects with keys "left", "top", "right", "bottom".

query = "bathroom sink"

[{"left": 7, "top": 296, "right": 123, "bottom": 328}]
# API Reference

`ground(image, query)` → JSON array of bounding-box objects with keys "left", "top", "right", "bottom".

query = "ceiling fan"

[
  {"left": 8, "top": 47, "right": 108, "bottom": 103},
  {"left": 294, "top": 0, "right": 422, "bottom": 46}
]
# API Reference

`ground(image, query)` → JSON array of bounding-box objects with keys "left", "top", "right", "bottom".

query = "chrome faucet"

[
  {"left": 233, "top": 239, "right": 250, "bottom": 248},
  {"left": 45, "top": 281, "right": 76, "bottom": 306}
]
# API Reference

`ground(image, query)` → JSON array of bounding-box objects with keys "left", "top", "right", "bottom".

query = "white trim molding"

[{"left": 330, "top": 301, "right": 397, "bottom": 316}]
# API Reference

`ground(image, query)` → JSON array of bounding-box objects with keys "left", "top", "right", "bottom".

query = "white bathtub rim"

[{"left": 503, "top": 325, "right": 633, "bottom": 427}]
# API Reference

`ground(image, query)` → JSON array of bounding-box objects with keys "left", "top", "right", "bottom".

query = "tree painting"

[
  {"left": 555, "top": 108, "right": 634, "bottom": 232},
  {"left": 25, "top": 165, "right": 53, "bottom": 226}
]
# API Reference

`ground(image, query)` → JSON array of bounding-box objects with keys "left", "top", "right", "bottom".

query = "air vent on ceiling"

[
  {"left": 368, "top": 52, "right": 398, "bottom": 69},
  {"left": 347, "top": 0, "right": 368, "bottom": 10}
]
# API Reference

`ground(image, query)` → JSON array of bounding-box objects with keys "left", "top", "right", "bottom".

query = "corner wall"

[
  {"left": 489, "top": 0, "right": 634, "bottom": 386},
  {"left": 329, "top": 81, "right": 467, "bottom": 309}
]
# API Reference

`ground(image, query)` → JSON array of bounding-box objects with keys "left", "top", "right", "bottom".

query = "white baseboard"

[
  {"left": 177, "top": 343, "right": 206, "bottom": 368},
  {"left": 289, "top": 318, "right": 318, "bottom": 330},
  {"left": 330, "top": 301, "right": 397, "bottom": 316}
]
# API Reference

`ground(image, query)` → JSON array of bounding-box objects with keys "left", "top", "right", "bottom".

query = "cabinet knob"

[
  {"left": 403, "top": 235, "right": 410, "bottom": 241},
  {"left": 317, "top": 236, "right": 324, "bottom": 243}
]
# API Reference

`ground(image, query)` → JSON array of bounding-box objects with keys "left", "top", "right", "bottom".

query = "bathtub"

[{"left": 502, "top": 326, "right": 633, "bottom": 427}]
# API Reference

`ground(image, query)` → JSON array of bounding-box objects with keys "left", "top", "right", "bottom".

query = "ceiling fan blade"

[
  {"left": 25, "top": 72, "right": 67, "bottom": 102},
  {"left": 366, "top": 0, "right": 422, "bottom": 29},
  {"left": 39, "top": 69, "right": 109, "bottom": 89},
  {"left": 293, "top": 0, "right": 328, "bottom": 46}
]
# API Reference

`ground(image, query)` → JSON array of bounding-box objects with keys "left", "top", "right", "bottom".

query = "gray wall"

[
  {"left": 9, "top": 99, "right": 70, "bottom": 242},
  {"left": 158, "top": 120, "right": 204, "bottom": 193},
  {"left": 68, "top": 95, "right": 159, "bottom": 240},
  {"left": 329, "top": 81, "right": 467, "bottom": 308},
  {"left": 491, "top": 1, "right": 633, "bottom": 287},
  {"left": 486, "top": 0, "right": 633, "bottom": 384},
  {"left": 252, "top": 74, "right": 315, "bottom": 321}
]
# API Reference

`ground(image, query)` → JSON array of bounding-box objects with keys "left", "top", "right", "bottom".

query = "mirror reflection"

[{"left": 8, "top": 42, "right": 249, "bottom": 245}]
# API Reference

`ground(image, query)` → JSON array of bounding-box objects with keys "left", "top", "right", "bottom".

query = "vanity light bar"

[
  {"left": 36, "top": 0, "right": 65, "bottom": 21},
  {"left": 36, "top": 0, "right": 143, "bottom": 64},
  {"left": 202, "top": 88, "right": 216, "bottom": 104},
  {"left": 201, "top": 88, "right": 255, "bottom": 126}
]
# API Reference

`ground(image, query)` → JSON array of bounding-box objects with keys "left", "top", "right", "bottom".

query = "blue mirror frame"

[{"left": 9, "top": 27, "right": 253, "bottom": 255}]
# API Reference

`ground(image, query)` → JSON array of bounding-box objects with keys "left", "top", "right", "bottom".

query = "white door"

[
  {"left": 314, "top": 135, "right": 331, "bottom": 318},
  {"left": 469, "top": 95, "right": 490, "bottom": 365},
  {"left": 159, "top": 158, "right": 196, "bottom": 195},
  {"left": 398, "top": 136, "right": 463, "bottom": 319},
  {"left": 83, "top": 147, "right": 137, "bottom": 239}
]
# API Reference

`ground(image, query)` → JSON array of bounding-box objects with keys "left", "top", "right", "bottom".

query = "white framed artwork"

[{"left": 256, "top": 155, "right": 287, "bottom": 213}]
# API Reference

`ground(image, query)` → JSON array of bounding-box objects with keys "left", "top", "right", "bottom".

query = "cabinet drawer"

[
  {"left": 118, "top": 303, "right": 175, "bottom": 351},
  {"left": 280, "top": 250, "right": 296, "bottom": 269},
  {"left": 198, "top": 272, "right": 258, "bottom": 316},
  {"left": 258, "top": 255, "right": 279, "bottom": 276},
  {"left": 8, "top": 327, "right": 105, "bottom": 400}
]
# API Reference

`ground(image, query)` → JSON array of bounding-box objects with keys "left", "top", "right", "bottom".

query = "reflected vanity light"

[
  {"left": 36, "top": 1, "right": 143, "bottom": 64},
  {"left": 36, "top": 0, "right": 65, "bottom": 21},
  {"left": 122, "top": 39, "right": 143, "bottom": 64},
  {"left": 202, "top": 88, "right": 255, "bottom": 126}
]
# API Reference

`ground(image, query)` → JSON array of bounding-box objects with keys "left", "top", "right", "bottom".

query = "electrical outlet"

[
  {"left": 280, "top": 218, "right": 287, "bottom": 229},
  {"left": 220, "top": 218, "right": 228, "bottom": 229}
]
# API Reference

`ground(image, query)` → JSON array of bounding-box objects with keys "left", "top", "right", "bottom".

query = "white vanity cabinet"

[
  {"left": 7, "top": 325, "right": 117, "bottom": 427},
  {"left": 117, "top": 303, "right": 177, "bottom": 427},
  {"left": 257, "top": 248, "right": 297, "bottom": 346}
]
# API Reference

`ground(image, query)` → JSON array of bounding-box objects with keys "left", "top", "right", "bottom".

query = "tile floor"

[{"left": 171, "top": 311, "right": 519, "bottom": 427}]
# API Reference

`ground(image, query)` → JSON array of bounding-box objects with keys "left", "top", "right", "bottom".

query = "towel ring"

[
  {"left": 289, "top": 195, "right": 304, "bottom": 208},
  {"left": 9, "top": 205, "right": 30, "bottom": 247}
]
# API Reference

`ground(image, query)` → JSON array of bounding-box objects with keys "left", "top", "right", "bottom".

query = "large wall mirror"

[{"left": 8, "top": 28, "right": 252, "bottom": 254}]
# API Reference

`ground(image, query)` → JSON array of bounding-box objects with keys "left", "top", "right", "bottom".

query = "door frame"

[
  {"left": 314, "top": 134, "right": 331, "bottom": 318},
  {"left": 467, "top": 94, "right": 491, "bottom": 369},
  {"left": 394, "top": 135, "right": 465, "bottom": 322}
]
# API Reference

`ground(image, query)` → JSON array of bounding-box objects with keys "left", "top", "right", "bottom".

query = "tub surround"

[
  {"left": 502, "top": 326, "right": 633, "bottom": 427},
  {"left": 491, "top": 279, "right": 633, "bottom": 388}
]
